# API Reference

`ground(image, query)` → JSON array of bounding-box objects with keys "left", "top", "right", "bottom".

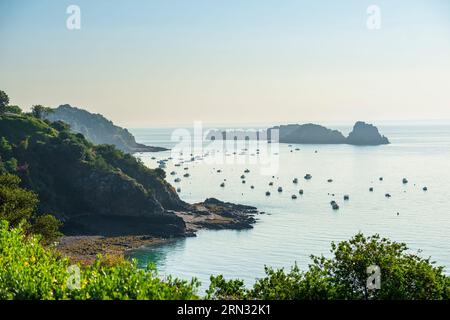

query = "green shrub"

[
  {"left": 0, "top": 221, "right": 200, "bottom": 300},
  {"left": 208, "top": 234, "right": 450, "bottom": 300},
  {"left": 206, "top": 275, "right": 247, "bottom": 300},
  {"left": 0, "top": 173, "right": 62, "bottom": 243},
  {"left": 2, "top": 105, "right": 22, "bottom": 114},
  {"left": 31, "top": 105, "right": 53, "bottom": 120},
  {"left": 0, "top": 174, "right": 38, "bottom": 228},
  {"left": 0, "top": 90, "right": 9, "bottom": 110},
  {"left": 30, "top": 215, "right": 62, "bottom": 245},
  {"left": 0, "top": 221, "right": 69, "bottom": 299},
  {"left": 0, "top": 137, "right": 13, "bottom": 158}
]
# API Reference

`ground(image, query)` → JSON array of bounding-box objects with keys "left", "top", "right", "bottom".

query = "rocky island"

[
  {"left": 206, "top": 121, "right": 389, "bottom": 146},
  {"left": 346, "top": 121, "right": 390, "bottom": 145},
  {"left": 45, "top": 105, "right": 168, "bottom": 153},
  {"left": 269, "top": 123, "right": 347, "bottom": 144},
  {"left": 269, "top": 121, "right": 389, "bottom": 145}
]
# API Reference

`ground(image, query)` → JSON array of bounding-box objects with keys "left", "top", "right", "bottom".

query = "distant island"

[
  {"left": 207, "top": 121, "right": 390, "bottom": 146},
  {"left": 45, "top": 105, "right": 168, "bottom": 153},
  {"left": 345, "top": 121, "right": 390, "bottom": 145}
]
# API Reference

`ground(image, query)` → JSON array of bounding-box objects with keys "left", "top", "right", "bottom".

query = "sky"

[{"left": 1, "top": 0, "right": 450, "bottom": 127}]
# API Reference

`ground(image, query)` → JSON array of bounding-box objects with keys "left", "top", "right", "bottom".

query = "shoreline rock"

[
  {"left": 346, "top": 121, "right": 390, "bottom": 145},
  {"left": 177, "top": 198, "right": 258, "bottom": 233},
  {"left": 58, "top": 198, "right": 259, "bottom": 264},
  {"left": 56, "top": 235, "right": 168, "bottom": 265}
]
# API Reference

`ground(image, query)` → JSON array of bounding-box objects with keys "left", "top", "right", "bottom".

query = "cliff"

[
  {"left": 45, "top": 105, "right": 167, "bottom": 153},
  {"left": 0, "top": 114, "right": 256, "bottom": 237}
]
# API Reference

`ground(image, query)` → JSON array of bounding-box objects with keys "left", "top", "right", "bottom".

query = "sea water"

[{"left": 129, "top": 122, "right": 450, "bottom": 292}]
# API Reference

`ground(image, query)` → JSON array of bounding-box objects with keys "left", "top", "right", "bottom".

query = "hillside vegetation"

[
  {"left": 0, "top": 94, "right": 187, "bottom": 236},
  {"left": 45, "top": 104, "right": 167, "bottom": 153}
]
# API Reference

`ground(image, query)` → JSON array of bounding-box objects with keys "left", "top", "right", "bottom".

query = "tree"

[
  {"left": 0, "top": 137, "right": 13, "bottom": 159},
  {"left": 0, "top": 90, "right": 9, "bottom": 108},
  {"left": 0, "top": 91, "right": 21, "bottom": 114},
  {"left": 308, "top": 233, "right": 450, "bottom": 300},
  {"left": 30, "top": 214, "right": 62, "bottom": 245},
  {"left": 0, "top": 174, "right": 38, "bottom": 228},
  {"left": 0, "top": 173, "right": 62, "bottom": 243},
  {"left": 3, "top": 105, "right": 22, "bottom": 114},
  {"left": 31, "top": 105, "right": 53, "bottom": 119},
  {"left": 4, "top": 158, "right": 18, "bottom": 173},
  {"left": 208, "top": 233, "right": 450, "bottom": 300}
]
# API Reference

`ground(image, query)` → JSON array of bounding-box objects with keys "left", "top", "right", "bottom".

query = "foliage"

[
  {"left": 2, "top": 105, "right": 22, "bottom": 114},
  {"left": 0, "top": 173, "right": 61, "bottom": 243},
  {"left": 207, "top": 234, "right": 450, "bottom": 300},
  {"left": 0, "top": 137, "right": 13, "bottom": 158},
  {"left": 206, "top": 275, "right": 247, "bottom": 300},
  {"left": 30, "top": 214, "right": 62, "bottom": 245},
  {"left": 311, "top": 233, "right": 450, "bottom": 299},
  {"left": 3, "top": 158, "right": 18, "bottom": 173},
  {"left": 44, "top": 104, "right": 148, "bottom": 153},
  {"left": 31, "top": 105, "right": 53, "bottom": 119},
  {"left": 0, "top": 114, "right": 57, "bottom": 145},
  {"left": 0, "top": 221, "right": 200, "bottom": 300},
  {"left": 0, "top": 174, "right": 38, "bottom": 229},
  {"left": 0, "top": 90, "right": 9, "bottom": 110}
]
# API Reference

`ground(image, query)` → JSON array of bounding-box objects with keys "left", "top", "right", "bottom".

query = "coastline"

[
  {"left": 56, "top": 235, "right": 168, "bottom": 265},
  {"left": 56, "top": 198, "right": 259, "bottom": 264}
]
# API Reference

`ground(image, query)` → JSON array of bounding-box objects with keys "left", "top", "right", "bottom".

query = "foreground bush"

[
  {"left": 207, "top": 234, "right": 450, "bottom": 300},
  {"left": 0, "top": 174, "right": 61, "bottom": 243},
  {"left": 0, "top": 221, "right": 199, "bottom": 300},
  {"left": 1, "top": 221, "right": 448, "bottom": 300}
]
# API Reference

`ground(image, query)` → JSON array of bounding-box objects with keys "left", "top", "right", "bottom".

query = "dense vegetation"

[
  {"left": 44, "top": 104, "right": 167, "bottom": 153},
  {"left": 0, "top": 90, "right": 186, "bottom": 236},
  {"left": 0, "top": 221, "right": 199, "bottom": 300},
  {"left": 207, "top": 233, "right": 449, "bottom": 300},
  {"left": 0, "top": 174, "right": 61, "bottom": 244}
]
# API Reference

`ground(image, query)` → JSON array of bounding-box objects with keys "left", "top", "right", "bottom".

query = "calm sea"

[{"left": 129, "top": 122, "right": 450, "bottom": 292}]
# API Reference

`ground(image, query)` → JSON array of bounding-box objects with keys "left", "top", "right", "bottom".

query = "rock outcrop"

[
  {"left": 269, "top": 124, "right": 346, "bottom": 144},
  {"left": 346, "top": 121, "right": 389, "bottom": 145},
  {"left": 178, "top": 198, "right": 257, "bottom": 233}
]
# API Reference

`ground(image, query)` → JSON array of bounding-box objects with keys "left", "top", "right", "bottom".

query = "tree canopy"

[
  {"left": 0, "top": 90, "right": 9, "bottom": 108},
  {"left": 207, "top": 233, "right": 450, "bottom": 300},
  {"left": 31, "top": 104, "right": 53, "bottom": 119},
  {"left": 0, "top": 173, "right": 61, "bottom": 244}
]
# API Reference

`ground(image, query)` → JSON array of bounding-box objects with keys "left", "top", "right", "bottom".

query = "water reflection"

[{"left": 128, "top": 238, "right": 187, "bottom": 269}]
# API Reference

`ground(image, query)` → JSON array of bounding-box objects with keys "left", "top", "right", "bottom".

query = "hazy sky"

[{"left": 1, "top": 0, "right": 450, "bottom": 127}]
